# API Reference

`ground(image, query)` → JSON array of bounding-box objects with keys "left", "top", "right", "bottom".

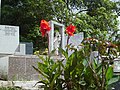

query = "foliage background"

[{"left": 1, "top": 0, "right": 120, "bottom": 51}]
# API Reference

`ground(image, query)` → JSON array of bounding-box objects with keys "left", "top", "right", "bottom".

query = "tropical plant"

[
  {"left": 34, "top": 39, "right": 119, "bottom": 90},
  {"left": 33, "top": 55, "right": 63, "bottom": 90},
  {"left": 33, "top": 22, "right": 119, "bottom": 90}
]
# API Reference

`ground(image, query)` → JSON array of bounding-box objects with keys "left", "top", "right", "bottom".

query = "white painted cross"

[{"left": 48, "top": 21, "right": 65, "bottom": 55}]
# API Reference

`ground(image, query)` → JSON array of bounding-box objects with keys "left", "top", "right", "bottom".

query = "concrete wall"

[
  {"left": 0, "top": 55, "right": 9, "bottom": 79},
  {"left": 8, "top": 55, "right": 41, "bottom": 80},
  {"left": 0, "top": 55, "right": 40, "bottom": 81},
  {"left": 0, "top": 54, "right": 119, "bottom": 81}
]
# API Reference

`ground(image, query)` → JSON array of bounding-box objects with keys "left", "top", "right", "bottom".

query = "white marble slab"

[{"left": 0, "top": 25, "right": 19, "bottom": 54}]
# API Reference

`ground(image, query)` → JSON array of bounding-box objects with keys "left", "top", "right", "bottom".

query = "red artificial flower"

[
  {"left": 66, "top": 24, "right": 76, "bottom": 36},
  {"left": 40, "top": 20, "right": 51, "bottom": 37}
]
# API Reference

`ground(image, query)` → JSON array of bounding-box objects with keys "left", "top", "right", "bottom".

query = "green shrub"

[
  {"left": 33, "top": 38, "right": 119, "bottom": 90},
  {"left": 0, "top": 87, "right": 22, "bottom": 90}
]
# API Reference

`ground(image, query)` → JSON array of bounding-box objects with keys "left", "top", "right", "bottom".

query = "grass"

[{"left": 0, "top": 87, "right": 22, "bottom": 90}]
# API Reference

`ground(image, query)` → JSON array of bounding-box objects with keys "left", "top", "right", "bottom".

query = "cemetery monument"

[
  {"left": 0, "top": 25, "right": 19, "bottom": 55},
  {"left": 48, "top": 20, "right": 65, "bottom": 55},
  {"left": 0, "top": 20, "right": 119, "bottom": 82}
]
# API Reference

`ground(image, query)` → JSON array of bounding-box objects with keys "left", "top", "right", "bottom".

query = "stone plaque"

[
  {"left": 65, "top": 32, "right": 84, "bottom": 48},
  {"left": 65, "top": 32, "right": 84, "bottom": 55},
  {"left": 67, "top": 32, "right": 84, "bottom": 46},
  {"left": 0, "top": 25, "right": 19, "bottom": 54},
  {"left": 114, "top": 56, "right": 120, "bottom": 73}
]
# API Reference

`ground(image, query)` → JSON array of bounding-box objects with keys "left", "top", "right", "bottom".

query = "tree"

[
  {"left": 51, "top": 0, "right": 120, "bottom": 41},
  {"left": 2, "top": 0, "right": 54, "bottom": 51},
  {"left": 1, "top": 0, "right": 120, "bottom": 51}
]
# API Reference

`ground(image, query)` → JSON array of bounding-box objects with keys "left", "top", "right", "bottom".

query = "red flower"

[
  {"left": 66, "top": 24, "right": 76, "bottom": 36},
  {"left": 40, "top": 20, "right": 51, "bottom": 37}
]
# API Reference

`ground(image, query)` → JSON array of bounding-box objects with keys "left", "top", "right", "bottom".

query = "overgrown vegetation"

[
  {"left": 1, "top": 0, "right": 120, "bottom": 51},
  {"left": 0, "top": 87, "right": 21, "bottom": 90},
  {"left": 33, "top": 36, "right": 119, "bottom": 90}
]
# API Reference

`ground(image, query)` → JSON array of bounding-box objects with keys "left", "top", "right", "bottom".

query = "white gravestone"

[
  {"left": 0, "top": 25, "right": 19, "bottom": 54},
  {"left": 48, "top": 21, "right": 65, "bottom": 55},
  {"left": 65, "top": 32, "right": 84, "bottom": 48},
  {"left": 65, "top": 32, "right": 84, "bottom": 55},
  {"left": 114, "top": 56, "right": 120, "bottom": 73}
]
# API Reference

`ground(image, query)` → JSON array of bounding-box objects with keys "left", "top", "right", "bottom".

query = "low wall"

[
  {"left": 0, "top": 81, "right": 44, "bottom": 90},
  {"left": 0, "top": 54, "right": 120, "bottom": 81},
  {"left": 0, "top": 55, "right": 41, "bottom": 81}
]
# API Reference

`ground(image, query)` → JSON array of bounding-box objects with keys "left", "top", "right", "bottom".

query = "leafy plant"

[
  {"left": 0, "top": 87, "right": 21, "bottom": 90},
  {"left": 33, "top": 20, "right": 119, "bottom": 90},
  {"left": 33, "top": 37, "right": 119, "bottom": 90},
  {"left": 33, "top": 55, "right": 63, "bottom": 90}
]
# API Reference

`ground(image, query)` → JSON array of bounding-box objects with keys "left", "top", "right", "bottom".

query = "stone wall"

[
  {"left": 0, "top": 55, "right": 41, "bottom": 81},
  {"left": 0, "top": 55, "right": 120, "bottom": 81},
  {"left": 0, "top": 55, "right": 64, "bottom": 81}
]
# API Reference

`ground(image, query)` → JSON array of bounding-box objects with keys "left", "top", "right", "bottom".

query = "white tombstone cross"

[{"left": 48, "top": 21, "right": 65, "bottom": 55}]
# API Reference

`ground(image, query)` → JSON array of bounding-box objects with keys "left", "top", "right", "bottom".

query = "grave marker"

[
  {"left": 65, "top": 32, "right": 84, "bottom": 55},
  {"left": 0, "top": 25, "right": 19, "bottom": 54}
]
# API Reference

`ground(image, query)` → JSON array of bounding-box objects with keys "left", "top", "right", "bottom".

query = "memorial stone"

[
  {"left": 0, "top": 25, "right": 19, "bottom": 54},
  {"left": 48, "top": 21, "right": 84, "bottom": 56},
  {"left": 15, "top": 42, "right": 33, "bottom": 55},
  {"left": 65, "top": 32, "right": 84, "bottom": 46},
  {"left": 64, "top": 32, "right": 84, "bottom": 55},
  {"left": 114, "top": 56, "right": 120, "bottom": 74}
]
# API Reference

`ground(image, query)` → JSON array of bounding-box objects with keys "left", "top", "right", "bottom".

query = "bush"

[{"left": 33, "top": 37, "right": 119, "bottom": 90}]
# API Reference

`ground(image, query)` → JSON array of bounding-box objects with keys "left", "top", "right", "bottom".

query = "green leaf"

[
  {"left": 92, "top": 59, "right": 98, "bottom": 69},
  {"left": 39, "top": 56, "right": 46, "bottom": 62},
  {"left": 84, "top": 66, "right": 94, "bottom": 85},
  {"left": 76, "top": 63, "right": 84, "bottom": 75},
  {"left": 64, "top": 68, "right": 70, "bottom": 80},
  {"left": 69, "top": 52, "right": 77, "bottom": 72},
  {"left": 37, "top": 62, "right": 49, "bottom": 74},
  {"left": 50, "top": 70, "right": 62, "bottom": 90},
  {"left": 96, "top": 64, "right": 102, "bottom": 74},
  {"left": 59, "top": 48, "right": 68, "bottom": 59},
  {"left": 108, "top": 76, "right": 119, "bottom": 85},
  {"left": 106, "top": 66, "right": 113, "bottom": 81},
  {"left": 79, "top": 81, "right": 86, "bottom": 86},
  {"left": 32, "top": 66, "right": 49, "bottom": 79},
  {"left": 58, "top": 60, "right": 64, "bottom": 69},
  {"left": 51, "top": 63, "right": 59, "bottom": 73}
]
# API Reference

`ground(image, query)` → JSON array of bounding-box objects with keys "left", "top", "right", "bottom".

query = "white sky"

[
  {"left": 112, "top": 0, "right": 120, "bottom": 29},
  {"left": 111, "top": 0, "right": 119, "bottom": 2},
  {"left": 118, "top": 16, "right": 120, "bottom": 29}
]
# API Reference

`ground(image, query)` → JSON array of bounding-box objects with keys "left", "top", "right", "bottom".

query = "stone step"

[{"left": 0, "top": 81, "right": 44, "bottom": 90}]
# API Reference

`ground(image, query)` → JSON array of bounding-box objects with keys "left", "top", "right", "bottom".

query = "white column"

[
  {"left": 60, "top": 25, "right": 65, "bottom": 50},
  {"left": 49, "top": 21, "right": 54, "bottom": 53},
  {"left": 0, "top": 0, "right": 1, "bottom": 23}
]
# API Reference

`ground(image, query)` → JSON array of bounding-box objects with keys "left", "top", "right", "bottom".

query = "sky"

[
  {"left": 112, "top": 0, "right": 119, "bottom": 1},
  {"left": 118, "top": 16, "right": 120, "bottom": 29},
  {"left": 111, "top": 0, "right": 120, "bottom": 29}
]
